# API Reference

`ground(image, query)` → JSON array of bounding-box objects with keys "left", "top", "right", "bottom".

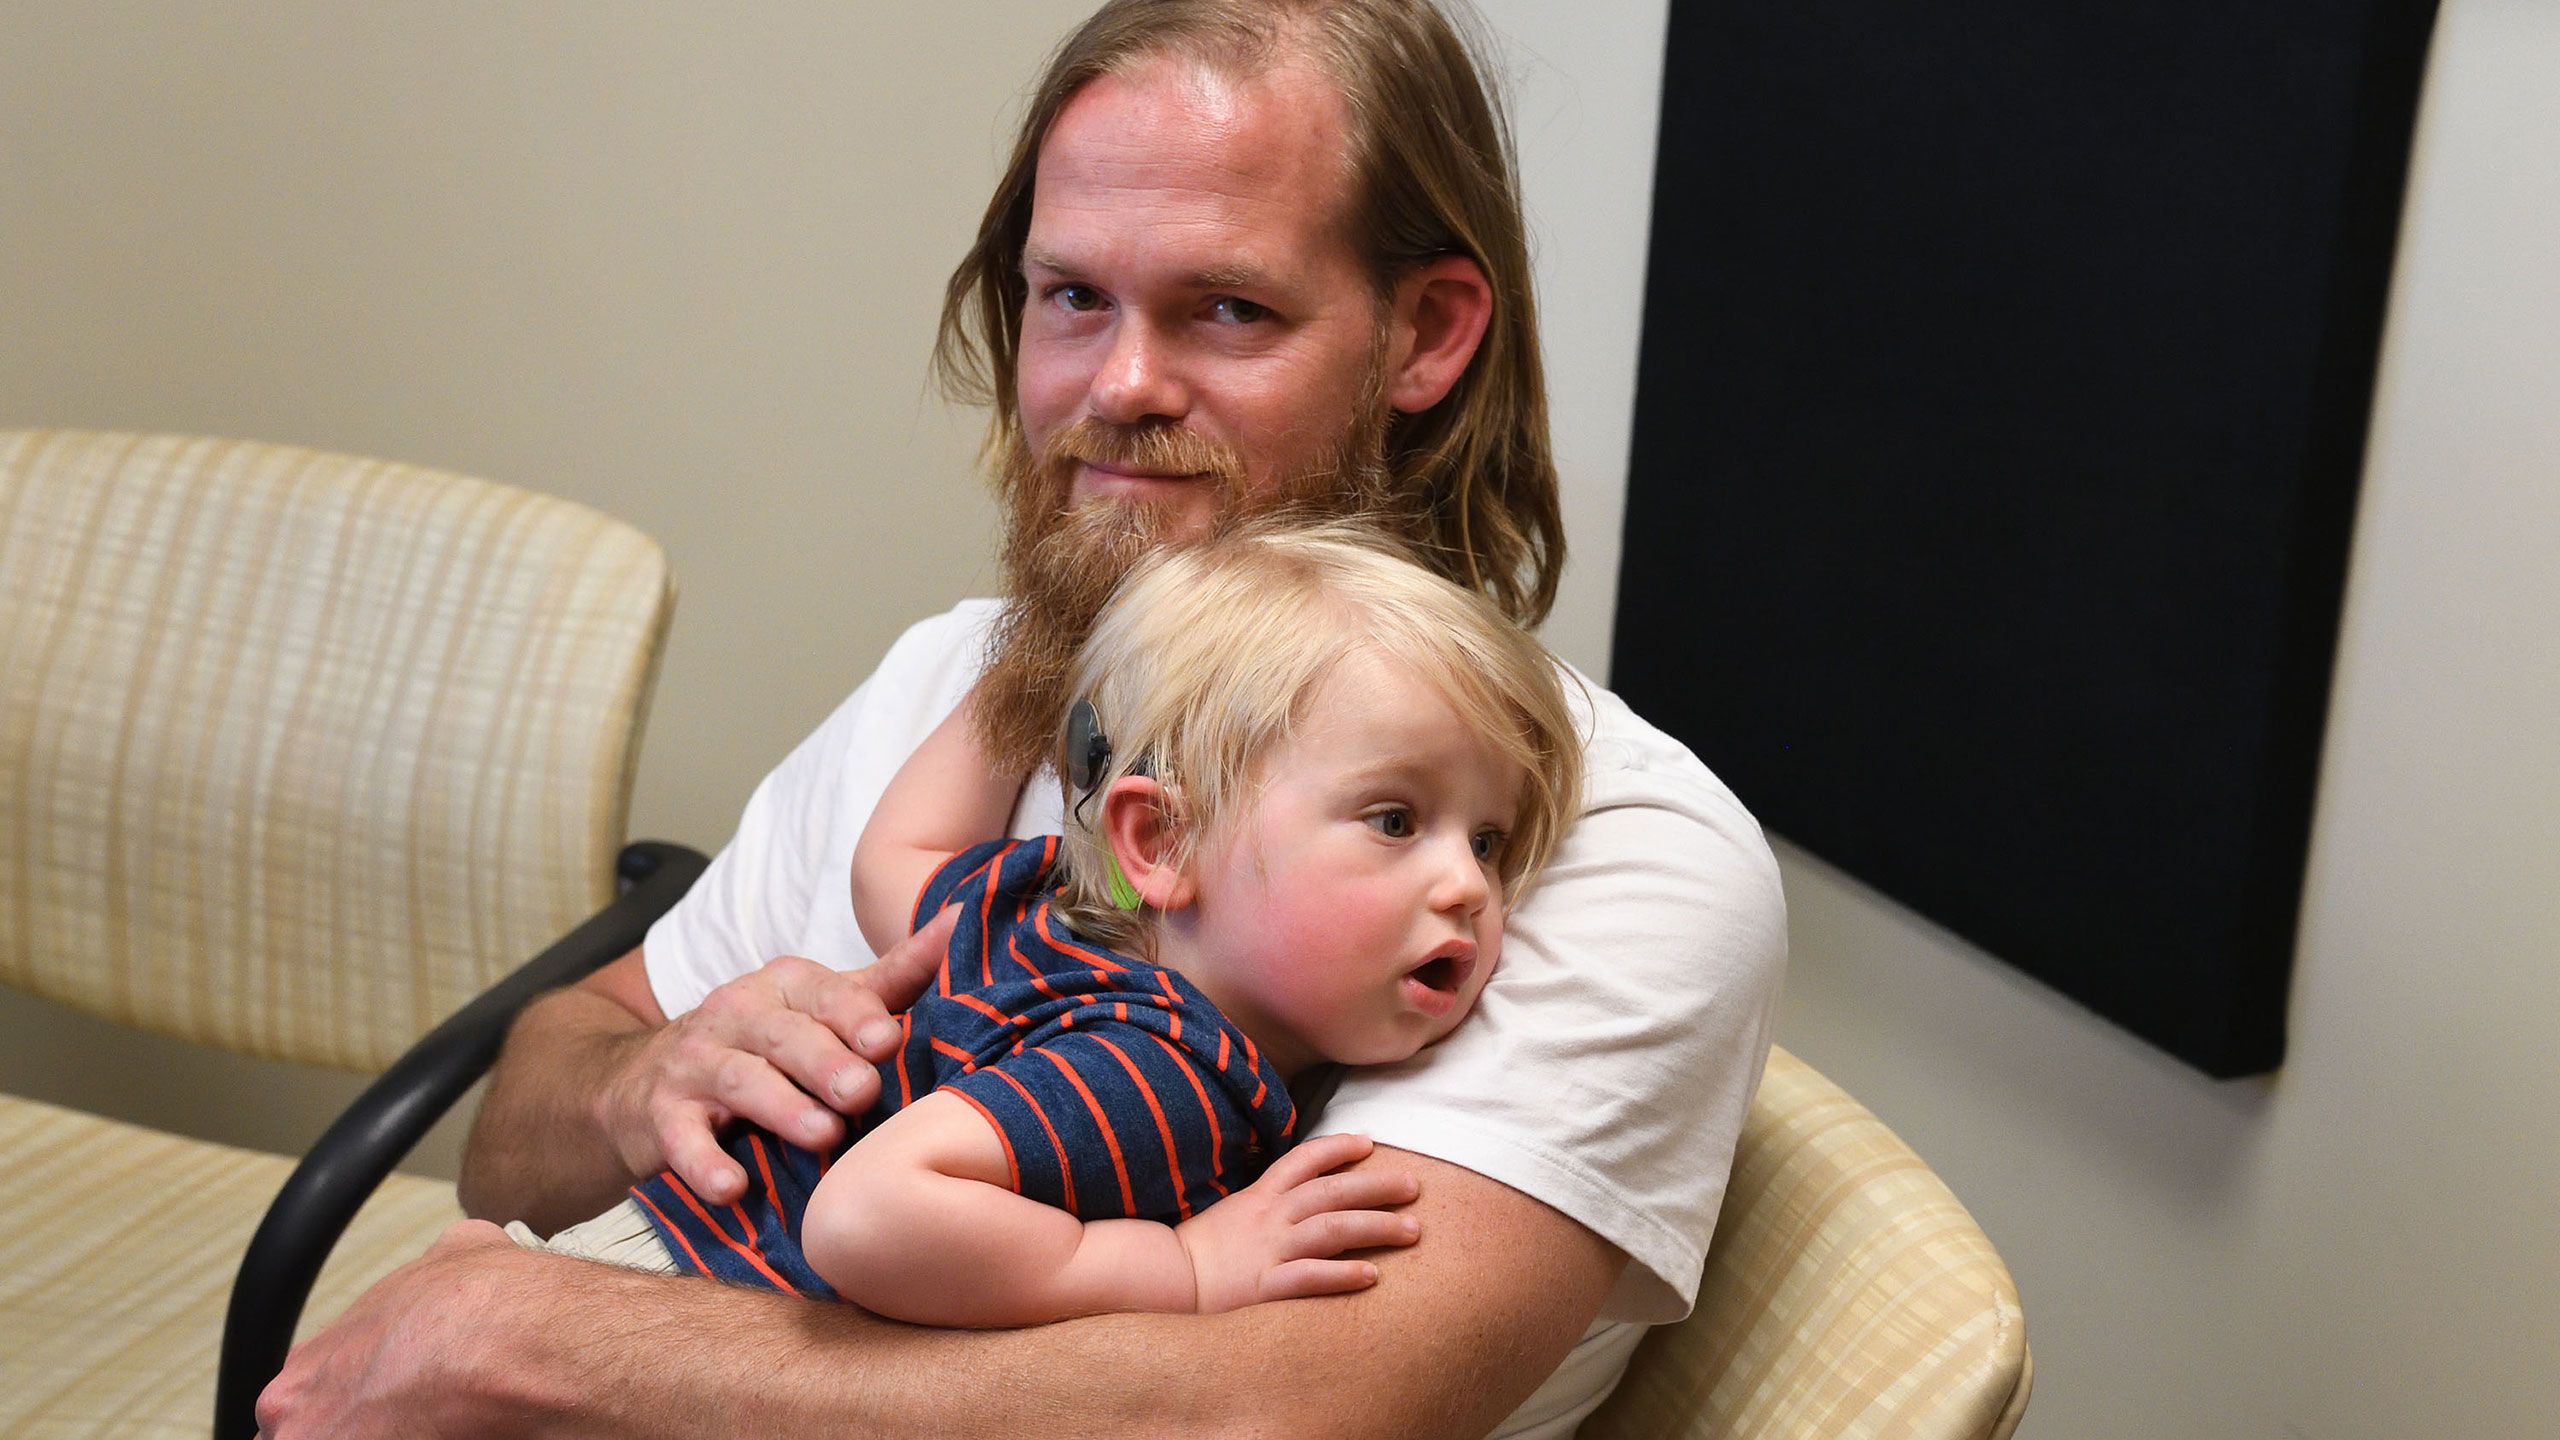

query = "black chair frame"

[{"left": 212, "top": 839, "right": 708, "bottom": 1440}]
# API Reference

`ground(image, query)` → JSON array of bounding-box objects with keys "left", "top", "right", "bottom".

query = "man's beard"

[{"left": 973, "top": 377, "right": 1400, "bottom": 780}]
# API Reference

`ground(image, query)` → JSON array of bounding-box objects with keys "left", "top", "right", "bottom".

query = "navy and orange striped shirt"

[{"left": 628, "top": 836, "right": 1297, "bottom": 1298}]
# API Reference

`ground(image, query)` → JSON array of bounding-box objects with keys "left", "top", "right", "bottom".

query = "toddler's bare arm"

[
  {"left": 800, "top": 1093, "right": 1417, "bottom": 1326},
  {"left": 850, "top": 694, "right": 1019, "bottom": 956}
]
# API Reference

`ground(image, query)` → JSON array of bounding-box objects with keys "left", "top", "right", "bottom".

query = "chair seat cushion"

[{"left": 0, "top": 1093, "right": 460, "bottom": 1438}]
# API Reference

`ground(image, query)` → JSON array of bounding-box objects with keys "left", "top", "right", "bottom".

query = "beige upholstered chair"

[
  {"left": 1584, "top": 1046, "right": 2031, "bottom": 1440},
  {"left": 0, "top": 431, "right": 698, "bottom": 1439}
]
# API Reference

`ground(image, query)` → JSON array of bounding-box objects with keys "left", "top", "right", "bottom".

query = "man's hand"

[
  {"left": 599, "top": 906, "right": 957, "bottom": 1205},
  {"left": 1174, "top": 1132, "right": 1422, "bottom": 1314},
  {"left": 256, "top": 1221, "right": 525, "bottom": 1438}
]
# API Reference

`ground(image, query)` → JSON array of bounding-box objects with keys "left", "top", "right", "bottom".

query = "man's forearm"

[
  {"left": 457, "top": 983, "right": 654, "bottom": 1233},
  {"left": 504, "top": 1263, "right": 1367, "bottom": 1440},
  {"left": 432, "top": 1147, "right": 1621, "bottom": 1440}
]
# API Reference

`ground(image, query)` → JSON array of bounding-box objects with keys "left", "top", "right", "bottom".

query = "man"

[{"left": 258, "top": 2, "right": 1784, "bottom": 1435}]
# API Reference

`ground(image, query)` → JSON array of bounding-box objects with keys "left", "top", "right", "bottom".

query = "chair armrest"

[{"left": 213, "top": 839, "right": 708, "bottom": 1440}]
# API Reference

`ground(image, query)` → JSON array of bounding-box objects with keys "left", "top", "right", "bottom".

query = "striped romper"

[{"left": 626, "top": 836, "right": 1298, "bottom": 1298}]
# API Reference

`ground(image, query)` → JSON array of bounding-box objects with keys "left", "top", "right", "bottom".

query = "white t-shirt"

[{"left": 646, "top": 599, "right": 1787, "bottom": 1436}]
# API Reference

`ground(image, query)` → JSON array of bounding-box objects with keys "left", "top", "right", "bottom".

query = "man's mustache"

[{"left": 1040, "top": 418, "right": 1247, "bottom": 487}]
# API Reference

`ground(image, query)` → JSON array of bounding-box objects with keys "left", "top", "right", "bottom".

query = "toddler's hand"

[{"left": 1172, "top": 1132, "right": 1420, "bottom": 1314}]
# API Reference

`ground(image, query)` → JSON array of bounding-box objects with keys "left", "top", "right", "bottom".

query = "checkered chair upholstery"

[
  {"left": 0, "top": 431, "right": 676, "bottom": 1438},
  {"left": 1583, "top": 1047, "right": 2032, "bottom": 1440}
]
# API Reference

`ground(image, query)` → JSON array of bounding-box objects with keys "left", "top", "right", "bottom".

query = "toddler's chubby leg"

[{"left": 503, "top": 1197, "right": 681, "bottom": 1275}]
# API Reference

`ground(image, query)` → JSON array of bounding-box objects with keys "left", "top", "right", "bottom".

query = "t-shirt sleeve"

[
  {"left": 943, "top": 1022, "right": 1264, "bottom": 1224},
  {"left": 1312, "top": 675, "right": 1789, "bottom": 1325},
  {"left": 639, "top": 685, "right": 854, "bottom": 1019},
  {"left": 642, "top": 603, "right": 1002, "bottom": 1020}
]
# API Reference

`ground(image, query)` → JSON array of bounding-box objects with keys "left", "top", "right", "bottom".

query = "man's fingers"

[
  {"left": 861, "top": 905, "right": 959, "bottom": 1015},
  {"left": 785, "top": 975, "right": 900, "bottom": 1091},
  {"left": 766, "top": 968, "right": 904, "bottom": 1114},
  {"left": 1281, "top": 1167, "right": 1420, "bottom": 1223},
  {"left": 612, "top": 944, "right": 922, "bottom": 1200},
  {"left": 1257, "top": 1131, "right": 1375, "bottom": 1188},
  {"left": 701, "top": 1025, "right": 854, "bottom": 1147},
  {"left": 744, "top": 1002, "right": 877, "bottom": 1113},
  {"left": 659, "top": 1106, "right": 751, "bottom": 1205},
  {"left": 1256, "top": 1257, "right": 1382, "bottom": 1302},
  {"left": 678, "top": 961, "right": 847, "bottom": 1111},
  {"left": 1291, "top": 1208, "right": 1421, "bottom": 1258},
  {"left": 785, "top": 908, "right": 953, "bottom": 1087}
]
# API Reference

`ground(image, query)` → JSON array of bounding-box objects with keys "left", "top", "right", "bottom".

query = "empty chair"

[{"left": 0, "top": 431, "right": 694, "bottom": 1438}]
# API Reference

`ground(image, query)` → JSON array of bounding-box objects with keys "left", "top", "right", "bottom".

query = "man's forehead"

[
  {"left": 1026, "top": 55, "right": 1356, "bottom": 265},
  {"left": 1052, "top": 52, "right": 1345, "bottom": 163}
]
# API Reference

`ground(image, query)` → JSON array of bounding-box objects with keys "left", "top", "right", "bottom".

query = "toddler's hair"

[{"left": 1052, "top": 516, "right": 1582, "bottom": 952}]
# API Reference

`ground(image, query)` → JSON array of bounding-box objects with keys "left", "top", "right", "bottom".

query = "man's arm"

[
  {"left": 457, "top": 917, "right": 954, "bottom": 1236},
  {"left": 264, "top": 1145, "right": 1623, "bottom": 1440},
  {"left": 454, "top": 952, "right": 664, "bottom": 1233},
  {"left": 456, "top": 611, "right": 991, "bottom": 1230}
]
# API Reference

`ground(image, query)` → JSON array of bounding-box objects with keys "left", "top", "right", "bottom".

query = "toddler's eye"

[
  {"left": 1366, "top": 807, "right": 1414, "bottom": 839},
  {"left": 1471, "top": 829, "right": 1508, "bottom": 863}
]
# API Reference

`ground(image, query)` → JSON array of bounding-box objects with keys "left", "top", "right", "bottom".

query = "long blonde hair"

[
  {"left": 1052, "top": 518, "right": 1581, "bottom": 953},
  {"left": 935, "top": 0, "right": 1565, "bottom": 627}
]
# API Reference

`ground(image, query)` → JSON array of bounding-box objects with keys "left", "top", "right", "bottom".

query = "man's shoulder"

[
  {"left": 1562, "top": 662, "right": 1755, "bottom": 820},
  {"left": 1538, "top": 660, "right": 1786, "bottom": 945},
  {"left": 795, "top": 597, "right": 1004, "bottom": 751},
  {"left": 878, "top": 596, "right": 1005, "bottom": 682}
]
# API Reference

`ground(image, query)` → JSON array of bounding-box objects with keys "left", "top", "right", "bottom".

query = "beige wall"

[
  {"left": 0, "top": 0, "right": 1654, "bottom": 840},
  {"left": 1769, "top": 2, "right": 2560, "bottom": 1435},
  {"left": 7, "top": 1, "right": 2555, "bottom": 1435},
  {"left": 0, "top": 0, "right": 1080, "bottom": 1177},
  {"left": 0, "top": 1, "right": 1661, "bottom": 1190},
  {"left": 2, "top": 2, "right": 1068, "bottom": 846}
]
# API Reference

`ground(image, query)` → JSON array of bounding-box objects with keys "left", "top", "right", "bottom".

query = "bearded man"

[{"left": 259, "top": 2, "right": 1784, "bottom": 1435}]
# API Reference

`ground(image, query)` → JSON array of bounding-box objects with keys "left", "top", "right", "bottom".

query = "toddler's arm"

[
  {"left": 851, "top": 693, "right": 1018, "bottom": 957},
  {"left": 799, "top": 1091, "right": 1419, "bottom": 1326}
]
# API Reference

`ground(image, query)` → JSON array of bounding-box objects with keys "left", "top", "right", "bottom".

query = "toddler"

[{"left": 517, "top": 519, "right": 1581, "bottom": 1324}]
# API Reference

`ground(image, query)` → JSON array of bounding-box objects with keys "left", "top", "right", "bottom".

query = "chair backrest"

[
  {"left": 0, "top": 431, "right": 672, "bottom": 1071},
  {"left": 1583, "top": 1046, "right": 2031, "bottom": 1440}
]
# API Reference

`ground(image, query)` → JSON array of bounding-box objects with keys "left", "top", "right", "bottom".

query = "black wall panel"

[{"left": 1613, "top": 0, "right": 2438, "bottom": 1075}]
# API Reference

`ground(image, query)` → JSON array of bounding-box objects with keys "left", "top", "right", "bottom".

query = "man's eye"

[
  {"left": 1366, "top": 808, "right": 1414, "bottom": 839},
  {"left": 1052, "top": 284, "right": 1105, "bottom": 313},
  {"left": 1472, "top": 829, "right": 1508, "bottom": 862},
  {"left": 1207, "top": 296, "right": 1271, "bottom": 325}
]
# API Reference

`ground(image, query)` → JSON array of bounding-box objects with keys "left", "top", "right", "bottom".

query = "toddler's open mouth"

[{"left": 1403, "top": 943, "right": 1478, "bottom": 1014}]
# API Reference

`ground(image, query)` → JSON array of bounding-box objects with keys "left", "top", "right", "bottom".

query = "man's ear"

[
  {"left": 1098, "top": 775, "right": 1197, "bottom": 911},
  {"left": 1384, "top": 253, "right": 1494, "bottom": 415}
]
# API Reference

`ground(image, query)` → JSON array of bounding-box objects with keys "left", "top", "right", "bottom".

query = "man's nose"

[{"left": 1088, "top": 319, "right": 1189, "bottom": 425}]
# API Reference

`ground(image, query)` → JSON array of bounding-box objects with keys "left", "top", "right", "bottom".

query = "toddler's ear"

[{"left": 1100, "top": 775, "right": 1197, "bottom": 911}]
